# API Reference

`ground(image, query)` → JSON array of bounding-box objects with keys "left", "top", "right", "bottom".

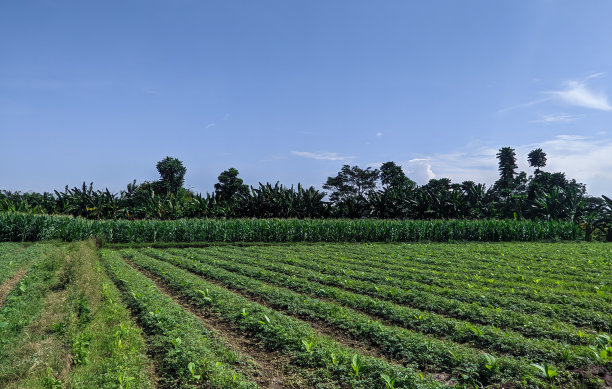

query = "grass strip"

[
  {"left": 0, "top": 244, "right": 66, "bottom": 385},
  {"left": 0, "top": 243, "right": 31, "bottom": 285},
  {"left": 61, "top": 241, "right": 156, "bottom": 388}
]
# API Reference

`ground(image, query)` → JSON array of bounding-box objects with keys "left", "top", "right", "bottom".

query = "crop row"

[
  {"left": 0, "top": 213, "right": 580, "bottom": 243},
  {"left": 316, "top": 243, "right": 612, "bottom": 290},
  {"left": 189, "top": 246, "right": 599, "bottom": 346},
  {"left": 321, "top": 243, "right": 612, "bottom": 283},
  {"left": 209, "top": 244, "right": 612, "bottom": 312},
  {"left": 124, "top": 249, "right": 548, "bottom": 387},
  {"left": 113, "top": 249, "right": 446, "bottom": 389},
  {"left": 215, "top": 245, "right": 612, "bottom": 325},
  {"left": 220, "top": 244, "right": 612, "bottom": 332},
  {"left": 227, "top": 243, "right": 612, "bottom": 298},
  {"left": 101, "top": 249, "right": 258, "bottom": 388},
  {"left": 149, "top": 247, "right": 596, "bottom": 367}
]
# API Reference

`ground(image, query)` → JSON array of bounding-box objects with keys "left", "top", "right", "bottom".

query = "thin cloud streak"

[
  {"left": 497, "top": 73, "right": 612, "bottom": 113},
  {"left": 547, "top": 80, "right": 612, "bottom": 111},
  {"left": 496, "top": 97, "right": 552, "bottom": 114},
  {"left": 291, "top": 151, "right": 355, "bottom": 161},
  {"left": 530, "top": 113, "right": 583, "bottom": 124}
]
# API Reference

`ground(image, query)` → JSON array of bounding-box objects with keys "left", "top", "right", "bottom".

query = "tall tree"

[
  {"left": 369, "top": 162, "right": 416, "bottom": 218},
  {"left": 496, "top": 147, "right": 518, "bottom": 188},
  {"left": 156, "top": 156, "right": 187, "bottom": 196},
  {"left": 214, "top": 168, "right": 249, "bottom": 204},
  {"left": 527, "top": 148, "right": 547, "bottom": 175},
  {"left": 380, "top": 162, "right": 416, "bottom": 192},
  {"left": 323, "top": 165, "right": 380, "bottom": 203}
]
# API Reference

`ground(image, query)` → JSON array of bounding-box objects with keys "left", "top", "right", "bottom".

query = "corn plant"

[{"left": 351, "top": 354, "right": 362, "bottom": 377}]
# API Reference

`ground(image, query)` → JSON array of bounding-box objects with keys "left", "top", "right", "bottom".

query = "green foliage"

[
  {"left": 137, "top": 243, "right": 612, "bottom": 388},
  {"left": 0, "top": 245, "right": 66, "bottom": 384},
  {"left": 214, "top": 168, "right": 250, "bottom": 205},
  {"left": 323, "top": 164, "right": 380, "bottom": 217},
  {"left": 119, "top": 248, "right": 443, "bottom": 389},
  {"left": 496, "top": 147, "right": 518, "bottom": 188},
  {"left": 0, "top": 214, "right": 582, "bottom": 243},
  {"left": 2, "top": 150, "right": 610, "bottom": 226},
  {"left": 156, "top": 156, "right": 187, "bottom": 196},
  {"left": 101, "top": 250, "right": 258, "bottom": 388},
  {"left": 528, "top": 148, "right": 547, "bottom": 174}
]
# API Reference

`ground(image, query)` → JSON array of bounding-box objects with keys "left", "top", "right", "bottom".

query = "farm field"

[{"left": 0, "top": 241, "right": 611, "bottom": 388}]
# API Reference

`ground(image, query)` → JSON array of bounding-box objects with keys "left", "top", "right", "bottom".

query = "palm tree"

[
  {"left": 496, "top": 147, "right": 518, "bottom": 187},
  {"left": 527, "top": 148, "right": 547, "bottom": 175}
]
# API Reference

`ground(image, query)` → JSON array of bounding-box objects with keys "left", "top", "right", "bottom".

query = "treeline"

[{"left": 1, "top": 149, "right": 611, "bottom": 240}]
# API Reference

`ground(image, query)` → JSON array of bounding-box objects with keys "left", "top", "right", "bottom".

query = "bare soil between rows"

[{"left": 0, "top": 267, "right": 30, "bottom": 309}]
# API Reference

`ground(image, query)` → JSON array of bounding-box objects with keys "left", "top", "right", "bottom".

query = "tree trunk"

[{"left": 585, "top": 224, "right": 592, "bottom": 242}]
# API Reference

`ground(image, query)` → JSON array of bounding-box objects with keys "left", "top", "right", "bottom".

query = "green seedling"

[
  {"left": 531, "top": 363, "right": 557, "bottom": 380},
  {"left": 351, "top": 354, "right": 362, "bottom": 377},
  {"left": 469, "top": 325, "right": 483, "bottom": 337},
  {"left": 240, "top": 308, "right": 249, "bottom": 318},
  {"left": 258, "top": 314, "right": 271, "bottom": 325},
  {"left": 301, "top": 339, "right": 314, "bottom": 354},
  {"left": 43, "top": 367, "right": 62, "bottom": 389},
  {"left": 380, "top": 373, "right": 396, "bottom": 389},
  {"left": 197, "top": 288, "right": 212, "bottom": 302},
  {"left": 483, "top": 353, "right": 497, "bottom": 370},
  {"left": 188, "top": 362, "right": 201, "bottom": 380},
  {"left": 170, "top": 337, "right": 182, "bottom": 351},
  {"left": 330, "top": 353, "right": 338, "bottom": 365}
]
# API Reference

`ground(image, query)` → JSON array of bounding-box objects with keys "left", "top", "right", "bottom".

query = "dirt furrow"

[
  {"left": 0, "top": 267, "right": 30, "bottom": 309},
  {"left": 123, "top": 258, "right": 288, "bottom": 389}
]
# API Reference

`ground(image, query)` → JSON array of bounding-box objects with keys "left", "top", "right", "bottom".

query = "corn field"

[{"left": 0, "top": 213, "right": 580, "bottom": 243}]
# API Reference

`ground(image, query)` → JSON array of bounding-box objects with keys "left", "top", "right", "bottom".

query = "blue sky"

[{"left": 1, "top": 1, "right": 612, "bottom": 196}]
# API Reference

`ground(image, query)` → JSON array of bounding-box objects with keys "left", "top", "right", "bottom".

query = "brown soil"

[
  {"left": 123, "top": 259, "right": 289, "bottom": 389},
  {"left": 0, "top": 267, "right": 30, "bottom": 308},
  {"left": 573, "top": 365, "right": 612, "bottom": 388}
]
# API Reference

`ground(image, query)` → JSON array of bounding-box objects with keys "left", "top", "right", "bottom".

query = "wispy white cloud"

[
  {"left": 204, "top": 113, "right": 230, "bottom": 130},
  {"left": 376, "top": 132, "right": 383, "bottom": 137},
  {"left": 585, "top": 72, "right": 605, "bottom": 80},
  {"left": 291, "top": 151, "right": 355, "bottom": 161},
  {"left": 546, "top": 79, "right": 612, "bottom": 111},
  {"left": 496, "top": 97, "right": 552, "bottom": 114},
  {"left": 143, "top": 87, "right": 160, "bottom": 95},
  {"left": 498, "top": 73, "right": 612, "bottom": 114},
  {"left": 530, "top": 113, "right": 583, "bottom": 124}
]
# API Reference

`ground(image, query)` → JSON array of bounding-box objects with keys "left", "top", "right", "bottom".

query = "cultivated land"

[{"left": 0, "top": 241, "right": 610, "bottom": 388}]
